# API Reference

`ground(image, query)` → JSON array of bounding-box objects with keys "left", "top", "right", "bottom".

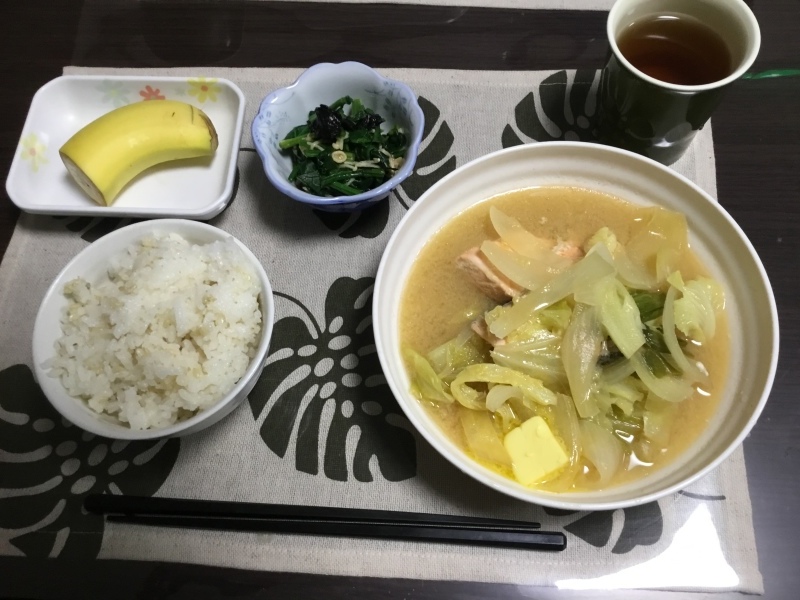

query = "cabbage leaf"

[
  {"left": 450, "top": 363, "right": 557, "bottom": 410},
  {"left": 427, "top": 329, "right": 490, "bottom": 383},
  {"left": 487, "top": 250, "right": 615, "bottom": 339},
  {"left": 594, "top": 376, "right": 646, "bottom": 416},
  {"left": 662, "top": 283, "right": 708, "bottom": 382},
  {"left": 668, "top": 271, "right": 725, "bottom": 344},
  {"left": 576, "top": 274, "right": 646, "bottom": 359},
  {"left": 489, "top": 302, "right": 570, "bottom": 388},
  {"left": 586, "top": 227, "right": 658, "bottom": 290},
  {"left": 404, "top": 347, "right": 453, "bottom": 405}
]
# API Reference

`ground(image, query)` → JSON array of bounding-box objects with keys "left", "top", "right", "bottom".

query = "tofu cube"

[{"left": 503, "top": 416, "right": 569, "bottom": 486}]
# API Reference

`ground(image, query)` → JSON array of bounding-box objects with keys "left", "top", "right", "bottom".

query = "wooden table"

[{"left": 2, "top": 1, "right": 798, "bottom": 597}]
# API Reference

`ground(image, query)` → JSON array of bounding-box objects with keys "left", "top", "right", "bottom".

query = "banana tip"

[{"left": 197, "top": 110, "right": 219, "bottom": 152}]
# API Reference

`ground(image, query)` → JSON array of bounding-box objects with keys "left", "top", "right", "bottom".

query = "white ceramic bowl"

[
  {"left": 6, "top": 75, "right": 246, "bottom": 219},
  {"left": 251, "top": 62, "right": 424, "bottom": 212},
  {"left": 31, "top": 220, "right": 275, "bottom": 440},
  {"left": 373, "top": 141, "right": 779, "bottom": 511}
]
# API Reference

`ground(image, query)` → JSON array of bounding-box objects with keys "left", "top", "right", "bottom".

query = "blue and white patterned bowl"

[{"left": 252, "top": 62, "right": 424, "bottom": 212}]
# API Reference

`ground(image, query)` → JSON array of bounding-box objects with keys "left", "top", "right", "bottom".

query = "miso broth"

[{"left": 400, "top": 186, "right": 730, "bottom": 492}]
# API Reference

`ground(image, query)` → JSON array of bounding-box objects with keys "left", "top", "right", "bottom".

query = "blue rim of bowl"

[{"left": 251, "top": 62, "right": 425, "bottom": 207}]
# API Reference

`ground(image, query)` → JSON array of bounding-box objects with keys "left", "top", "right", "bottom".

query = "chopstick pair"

[{"left": 84, "top": 494, "right": 566, "bottom": 552}]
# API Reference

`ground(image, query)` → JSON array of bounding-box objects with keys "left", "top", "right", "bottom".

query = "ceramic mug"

[{"left": 596, "top": 0, "right": 760, "bottom": 165}]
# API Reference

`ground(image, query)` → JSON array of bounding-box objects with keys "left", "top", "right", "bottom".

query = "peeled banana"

[{"left": 59, "top": 100, "right": 218, "bottom": 206}]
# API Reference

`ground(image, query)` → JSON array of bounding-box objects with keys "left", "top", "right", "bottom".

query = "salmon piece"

[
  {"left": 553, "top": 239, "right": 584, "bottom": 261},
  {"left": 455, "top": 247, "right": 523, "bottom": 303},
  {"left": 471, "top": 318, "right": 505, "bottom": 347}
]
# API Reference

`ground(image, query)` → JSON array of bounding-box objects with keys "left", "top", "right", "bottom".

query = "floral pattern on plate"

[
  {"left": 19, "top": 133, "right": 48, "bottom": 173},
  {"left": 187, "top": 78, "right": 221, "bottom": 103}
]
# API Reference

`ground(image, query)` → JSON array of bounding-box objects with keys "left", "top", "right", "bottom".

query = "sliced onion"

[
  {"left": 643, "top": 397, "right": 677, "bottom": 446},
  {"left": 600, "top": 357, "right": 636, "bottom": 384},
  {"left": 561, "top": 303, "right": 602, "bottom": 418},
  {"left": 553, "top": 393, "right": 582, "bottom": 468},
  {"left": 587, "top": 240, "right": 657, "bottom": 291},
  {"left": 485, "top": 384, "right": 522, "bottom": 412},
  {"left": 489, "top": 207, "right": 569, "bottom": 266},
  {"left": 626, "top": 207, "right": 688, "bottom": 286},
  {"left": 459, "top": 408, "right": 512, "bottom": 467},
  {"left": 580, "top": 420, "right": 624, "bottom": 484},
  {"left": 630, "top": 349, "right": 694, "bottom": 402},
  {"left": 615, "top": 250, "right": 658, "bottom": 290},
  {"left": 480, "top": 240, "right": 554, "bottom": 290}
]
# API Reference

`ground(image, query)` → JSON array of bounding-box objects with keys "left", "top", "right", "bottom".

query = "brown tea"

[{"left": 617, "top": 13, "right": 733, "bottom": 86}]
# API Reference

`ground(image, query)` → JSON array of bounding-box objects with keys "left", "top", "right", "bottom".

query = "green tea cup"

[{"left": 597, "top": 0, "right": 760, "bottom": 165}]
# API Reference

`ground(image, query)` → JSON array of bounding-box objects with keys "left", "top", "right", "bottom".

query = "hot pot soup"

[{"left": 400, "top": 186, "right": 729, "bottom": 493}]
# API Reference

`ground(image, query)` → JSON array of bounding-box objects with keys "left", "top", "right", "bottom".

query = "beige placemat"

[{"left": 0, "top": 65, "right": 761, "bottom": 594}]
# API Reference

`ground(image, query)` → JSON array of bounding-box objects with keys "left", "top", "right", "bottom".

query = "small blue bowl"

[{"left": 252, "top": 62, "right": 425, "bottom": 212}]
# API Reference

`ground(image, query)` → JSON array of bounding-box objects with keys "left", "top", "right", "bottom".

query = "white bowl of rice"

[{"left": 32, "top": 219, "right": 275, "bottom": 440}]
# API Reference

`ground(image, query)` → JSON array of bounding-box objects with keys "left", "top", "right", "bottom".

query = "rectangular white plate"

[{"left": 5, "top": 75, "right": 245, "bottom": 219}]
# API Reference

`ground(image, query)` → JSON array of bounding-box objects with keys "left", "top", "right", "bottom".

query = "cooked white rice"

[{"left": 48, "top": 231, "right": 263, "bottom": 430}]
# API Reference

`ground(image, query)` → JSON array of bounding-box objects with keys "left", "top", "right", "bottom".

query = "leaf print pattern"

[
  {"left": 564, "top": 510, "right": 615, "bottom": 548},
  {"left": 542, "top": 503, "right": 662, "bottom": 553},
  {"left": 248, "top": 277, "right": 416, "bottom": 482},
  {"left": 0, "top": 365, "right": 180, "bottom": 559},
  {"left": 502, "top": 69, "right": 600, "bottom": 148},
  {"left": 609, "top": 501, "right": 663, "bottom": 554},
  {"left": 543, "top": 495, "right": 724, "bottom": 554},
  {"left": 312, "top": 200, "right": 390, "bottom": 239},
  {"left": 241, "top": 142, "right": 390, "bottom": 240},
  {"left": 394, "top": 96, "right": 457, "bottom": 210},
  {"left": 679, "top": 490, "right": 726, "bottom": 501},
  {"left": 562, "top": 503, "right": 661, "bottom": 554}
]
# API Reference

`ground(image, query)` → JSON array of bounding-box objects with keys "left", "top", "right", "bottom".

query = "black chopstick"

[
  {"left": 85, "top": 494, "right": 539, "bottom": 528},
  {"left": 84, "top": 494, "right": 566, "bottom": 552}
]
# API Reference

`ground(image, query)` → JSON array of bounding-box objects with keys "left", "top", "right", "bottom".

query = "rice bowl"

[{"left": 32, "top": 220, "right": 275, "bottom": 440}]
